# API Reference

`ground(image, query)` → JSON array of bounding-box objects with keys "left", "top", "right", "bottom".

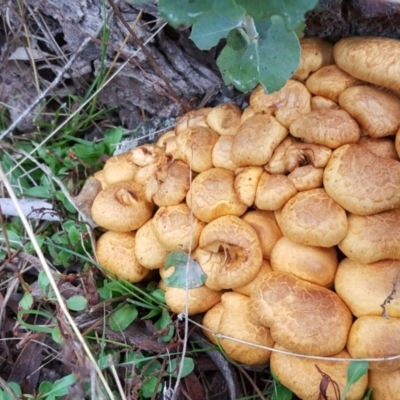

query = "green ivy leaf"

[
  {"left": 217, "top": 15, "right": 300, "bottom": 93},
  {"left": 236, "top": 0, "right": 318, "bottom": 30},
  {"left": 109, "top": 303, "right": 138, "bottom": 331},
  {"left": 164, "top": 251, "right": 206, "bottom": 289},
  {"left": 341, "top": 361, "right": 369, "bottom": 400},
  {"left": 66, "top": 295, "right": 88, "bottom": 311}
]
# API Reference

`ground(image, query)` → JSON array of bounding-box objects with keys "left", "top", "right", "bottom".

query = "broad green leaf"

[
  {"left": 164, "top": 251, "right": 206, "bottom": 289},
  {"left": 165, "top": 357, "right": 194, "bottom": 378},
  {"left": 66, "top": 295, "right": 88, "bottom": 311},
  {"left": 39, "top": 382, "right": 53, "bottom": 396},
  {"left": 109, "top": 303, "right": 138, "bottom": 331},
  {"left": 154, "top": 310, "right": 174, "bottom": 342},
  {"left": 19, "top": 292, "right": 33, "bottom": 310},
  {"left": 341, "top": 361, "right": 369, "bottom": 400},
  {"left": 73, "top": 142, "right": 105, "bottom": 166},
  {"left": 104, "top": 127, "right": 123, "bottom": 155},
  {"left": 236, "top": 0, "right": 318, "bottom": 30},
  {"left": 142, "top": 376, "right": 162, "bottom": 398},
  {"left": 38, "top": 270, "right": 50, "bottom": 290},
  {"left": 43, "top": 374, "right": 77, "bottom": 398},
  {"left": 226, "top": 28, "right": 248, "bottom": 51},
  {"left": 66, "top": 225, "right": 80, "bottom": 246},
  {"left": 150, "top": 288, "right": 166, "bottom": 304},
  {"left": 51, "top": 326, "right": 63, "bottom": 344},
  {"left": 190, "top": 13, "right": 243, "bottom": 50},
  {"left": 159, "top": 0, "right": 213, "bottom": 27},
  {"left": 217, "top": 15, "right": 300, "bottom": 93},
  {"left": 0, "top": 230, "right": 21, "bottom": 249},
  {"left": 23, "top": 185, "right": 53, "bottom": 199}
]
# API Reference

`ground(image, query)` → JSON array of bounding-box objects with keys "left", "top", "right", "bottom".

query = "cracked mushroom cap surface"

[
  {"left": 338, "top": 209, "right": 400, "bottom": 263},
  {"left": 206, "top": 103, "right": 242, "bottom": 136},
  {"left": 96, "top": 231, "right": 149, "bottom": 283},
  {"left": 234, "top": 166, "right": 264, "bottom": 207},
  {"left": 335, "top": 258, "right": 400, "bottom": 318},
  {"left": 369, "top": 368, "right": 400, "bottom": 400},
  {"left": 339, "top": 85, "right": 400, "bottom": 138},
  {"left": 91, "top": 181, "right": 154, "bottom": 231},
  {"left": 275, "top": 188, "right": 348, "bottom": 247},
  {"left": 323, "top": 144, "right": 400, "bottom": 215},
  {"left": 290, "top": 109, "right": 360, "bottom": 148},
  {"left": 194, "top": 215, "right": 262, "bottom": 290},
  {"left": 271, "top": 346, "right": 368, "bottom": 400},
  {"left": 334, "top": 36, "right": 400, "bottom": 93},
  {"left": 212, "top": 135, "right": 240, "bottom": 171},
  {"left": 186, "top": 167, "right": 247, "bottom": 223},
  {"left": 151, "top": 203, "right": 205, "bottom": 252},
  {"left": 249, "top": 272, "right": 353, "bottom": 356},
  {"left": 216, "top": 292, "right": 274, "bottom": 365},
  {"left": 347, "top": 316, "right": 400, "bottom": 371},
  {"left": 102, "top": 153, "right": 138, "bottom": 185}
]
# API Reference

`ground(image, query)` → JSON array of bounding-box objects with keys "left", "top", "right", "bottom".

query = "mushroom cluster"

[{"left": 89, "top": 36, "right": 400, "bottom": 399}]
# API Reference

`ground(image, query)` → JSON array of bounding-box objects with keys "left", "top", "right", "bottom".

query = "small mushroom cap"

[
  {"left": 206, "top": 103, "right": 242, "bottom": 136},
  {"left": 134, "top": 220, "right": 169, "bottom": 269},
  {"left": 216, "top": 292, "right": 274, "bottom": 365},
  {"left": 175, "top": 107, "right": 211, "bottom": 135},
  {"left": 186, "top": 168, "right": 247, "bottom": 223},
  {"left": 293, "top": 37, "right": 334, "bottom": 81},
  {"left": 305, "top": 64, "right": 361, "bottom": 102},
  {"left": 249, "top": 272, "right": 353, "bottom": 356},
  {"left": 96, "top": 231, "right": 149, "bottom": 282},
  {"left": 241, "top": 210, "right": 283, "bottom": 259},
  {"left": 335, "top": 258, "right": 400, "bottom": 318},
  {"left": 323, "top": 144, "right": 400, "bottom": 215},
  {"left": 152, "top": 160, "right": 191, "bottom": 207},
  {"left": 334, "top": 36, "right": 400, "bottom": 93},
  {"left": 91, "top": 181, "right": 154, "bottom": 231},
  {"left": 264, "top": 136, "right": 294, "bottom": 175},
  {"left": 164, "top": 285, "right": 223, "bottom": 316},
  {"left": 231, "top": 114, "right": 288, "bottom": 166},
  {"left": 212, "top": 135, "right": 240, "bottom": 171},
  {"left": 234, "top": 166, "right": 263, "bottom": 207},
  {"left": 202, "top": 301, "right": 223, "bottom": 344},
  {"left": 249, "top": 80, "right": 311, "bottom": 128},
  {"left": 310, "top": 95, "right": 340, "bottom": 111},
  {"left": 290, "top": 109, "right": 360, "bottom": 148},
  {"left": 175, "top": 126, "right": 219, "bottom": 173},
  {"left": 339, "top": 85, "right": 400, "bottom": 138},
  {"left": 240, "top": 106, "right": 256, "bottom": 123},
  {"left": 103, "top": 153, "right": 138, "bottom": 185},
  {"left": 156, "top": 130, "right": 175, "bottom": 147},
  {"left": 284, "top": 142, "right": 332, "bottom": 171},
  {"left": 339, "top": 209, "right": 400, "bottom": 264},
  {"left": 271, "top": 346, "right": 368, "bottom": 400},
  {"left": 151, "top": 203, "right": 205, "bottom": 252},
  {"left": 232, "top": 259, "right": 273, "bottom": 297},
  {"left": 369, "top": 368, "right": 400, "bottom": 400},
  {"left": 195, "top": 215, "right": 263, "bottom": 290},
  {"left": 287, "top": 165, "right": 324, "bottom": 191},
  {"left": 275, "top": 188, "right": 348, "bottom": 247},
  {"left": 358, "top": 136, "right": 398, "bottom": 160},
  {"left": 255, "top": 172, "right": 297, "bottom": 211},
  {"left": 93, "top": 170, "right": 108, "bottom": 190},
  {"left": 270, "top": 236, "right": 338, "bottom": 288},
  {"left": 347, "top": 316, "right": 400, "bottom": 371}
]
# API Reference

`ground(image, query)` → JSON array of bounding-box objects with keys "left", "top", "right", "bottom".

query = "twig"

[{"left": 0, "top": 198, "right": 59, "bottom": 221}]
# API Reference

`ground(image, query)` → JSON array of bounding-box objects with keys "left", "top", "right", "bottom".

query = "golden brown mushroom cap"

[
  {"left": 347, "top": 316, "right": 400, "bottom": 371},
  {"left": 96, "top": 231, "right": 149, "bottom": 282},
  {"left": 216, "top": 292, "right": 274, "bottom": 365},
  {"left": 310, "top": 95, "right": 340, "bottom": 111},
  {"left": 102, "top": 153, "right": 138, "bottom": 185},
  {"left": 195, "top": 215, "right": 262, "bottom": 290},
  {"left": 264, "top": 136, "right": 294, "bottom": 174},
  {"left": 206, "top": 103, "right": 242, "bottom": 136},
  {"left": 134, "top": 220, "right": 169, "bottom": 270},
  {"left": 175, "top": 126, "right": 219, "bottom": 173},
  {"left": 255, "top": 172, "right": 298, "bottom": 211},
  {"left": 151, "top": 203, "right": 205, "bottom": 252},
  {"left": 358, "top": 136, "right": 398, "bottom": 160},
  {"left": 186, "top": 168, "right": 247, "bottom": 223},
  {"left": 339, "top": 85, "right": 400, "bottom": 138},
  {"left": 174, "top": 107, "right": 211, "bottom": 135},
  {"left": 334, "top": 36, "right": 400, "bottom": 93},
  {"left": 91, "top": 181, "right": 154, "bottom": 231},
  {"left": 293, "top": 37, "right": 334, "bottom": 81},
  {"left": 271, "top": 346, "right": 368, "bottom": 400},
  {"left": 276, "top": 188, "right": 348, "bottom": 247},
  {"left": 202, "top": 301, "right": 223, "bottom": 345},
  {"left": 338, "top": 209, "right": 400, "bottom": 264},
  {"left": 305, "top": 64, "right": 361, "bottom": 102},
  {"left": 323, "top": 144, "right": 400, "bottom": 215},
  {"left": 284, "top": 142, "right": 332, "bottom": 172},
  {"left": 231, "top": 114, "right": 288, "bottom": 166},
  {"left": 212, "top": 135, "right": 240, "bottom": 171},
  {"left": 233, "top": 166, "right": 263, "bottom": 207},
  {"left": 335, "top": 258, "right": 400, "bottom": 318},
  {"left": 287, "top": 165, "right": 324, "bottom": 191},
  {"left": 270, "top": 236, "right": 338, "bottom": 288},
  {"left": 249, "top": 80, "right": 311, "bottom": 128},
  {"left": 241, "top": 210, "right": 283, "bottom": 259},
  {"left": 369, "top": 368, "right": 400, "bottom": 400},
  {"left": 290, "top": 109, "right": 360, "bottom": 148},
  {"left": 249, "top": 272, "right": 352, "bottom": 356}
]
